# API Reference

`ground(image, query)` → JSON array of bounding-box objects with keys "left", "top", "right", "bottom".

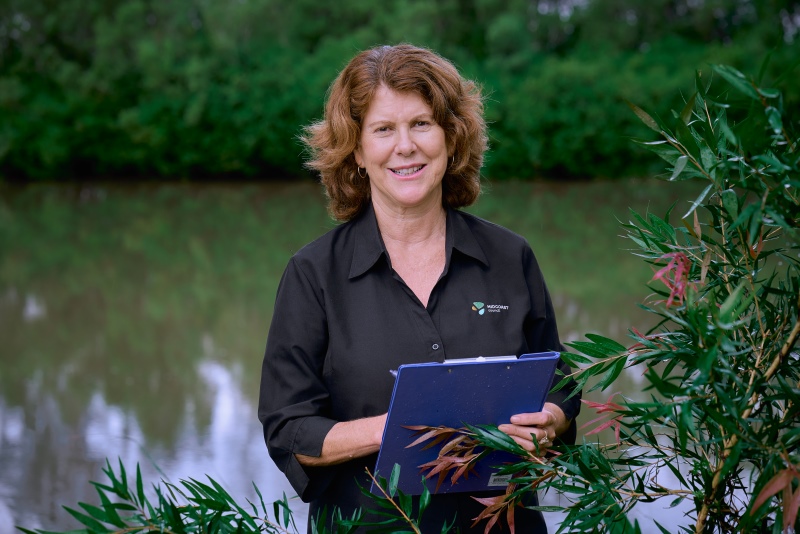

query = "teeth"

[{"left": 392, "top": 165, "right": 423, "bottom": 176}]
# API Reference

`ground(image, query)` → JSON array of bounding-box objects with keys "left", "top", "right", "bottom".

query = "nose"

[{"left": 395, "top": 128, "right": 416, "bottom": 156}]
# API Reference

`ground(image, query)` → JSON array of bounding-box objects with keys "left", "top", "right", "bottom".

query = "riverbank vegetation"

[{"left": 1, "top": 0, "right": 798, "bottom": 181}]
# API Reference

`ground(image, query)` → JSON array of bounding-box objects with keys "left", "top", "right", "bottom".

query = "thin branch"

[
  {"left": 364, "top": 469, "right": 421, "bottom": 534},
  {"left": 695, "top": 298, "right": 800, "bottom": 533}
]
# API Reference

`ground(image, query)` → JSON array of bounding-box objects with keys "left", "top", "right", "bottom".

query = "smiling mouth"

[{"left": 390, "top": 165, "right": 425, "bottom": 176}]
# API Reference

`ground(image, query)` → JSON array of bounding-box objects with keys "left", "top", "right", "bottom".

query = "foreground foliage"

[
  {"left": 18, "top": 459, "right": 306, "bottom": 534},
  {"left": 492, "top": 62, "right": 799, "bottom": 532}
]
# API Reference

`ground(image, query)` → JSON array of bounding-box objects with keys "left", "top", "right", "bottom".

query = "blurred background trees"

[{"left": 1, "top": 0, "right": 798, "bottom": 181}]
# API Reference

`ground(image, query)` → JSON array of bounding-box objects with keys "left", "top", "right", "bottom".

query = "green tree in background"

[{"left": 1, "top": 0, "right": 798, "bottom": 180}]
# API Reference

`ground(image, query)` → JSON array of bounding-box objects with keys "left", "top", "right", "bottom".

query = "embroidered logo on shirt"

[{"left": 472, "top": 301, "right": 509, "bottom": 315}]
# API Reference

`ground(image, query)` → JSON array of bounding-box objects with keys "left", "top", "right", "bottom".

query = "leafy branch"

[{"left": 19, "top": 458, "right": 302, "bottom": 534}]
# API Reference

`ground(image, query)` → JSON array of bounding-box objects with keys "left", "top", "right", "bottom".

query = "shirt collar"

[
  {"left": 348, "top": 203, "right": 386, "bottom": 279},
  {"left": 447, "top": 207, "right": 489, "bottom": 267},
  {"left": 348, "top": 204, "right": 489, "bottom": 280}
]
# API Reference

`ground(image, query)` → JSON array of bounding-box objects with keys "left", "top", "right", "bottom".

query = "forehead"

[{"left": 363, "top": 86, "right": 433, "bottom": 121}]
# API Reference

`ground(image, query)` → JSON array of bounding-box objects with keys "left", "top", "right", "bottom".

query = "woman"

[{"left": 258, "top": 44, "right": 581, "bottom": 533}]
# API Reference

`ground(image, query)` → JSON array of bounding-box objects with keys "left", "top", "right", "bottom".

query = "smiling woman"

[{"left": 258, "top": 44, "right": 582, "bottom": 534}]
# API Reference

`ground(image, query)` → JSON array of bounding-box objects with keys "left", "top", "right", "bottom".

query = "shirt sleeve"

[
  {"left": 258, "top": 256, "right": 338, "bottom": 501},
  {"left": 521, "top": 245, "right": 582, "bottom": 438}
]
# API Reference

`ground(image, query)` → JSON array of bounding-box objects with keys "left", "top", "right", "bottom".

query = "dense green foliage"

[
  {"left": 1, "top": 0, "right": 798, "bottom": 180},
  {"left": 454, "top": 63, "right": 800, "bottom": 532}
]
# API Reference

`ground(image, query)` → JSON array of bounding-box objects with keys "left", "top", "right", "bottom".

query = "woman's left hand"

[{"left": 497, "top": 402, "right": 570, "bottom": 454}]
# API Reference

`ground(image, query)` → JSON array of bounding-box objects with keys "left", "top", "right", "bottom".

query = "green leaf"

[
  {"left": 419, "top": 484, "right": 431, "bottom": 517},
  {"left": 670, "top": 155, "right": 688, "bottom": 181},
  {"left": 683, "top": 183, "right": 714, "bottom": 219},
  {"left": 728, "top": 203, "right": 759, "bottom": 233},
  {"left": 653, "top": 520, "right": 674, "bottom": 534},
  {"left": 593, "top": 356, "right": 627, "bottom": 392},
  {"left": 627, "top": 101, "right": 661, "bottom": 132},
  {"left": 765, "top": 106, "right": 783, "bottom": 135},
  {"left": 97, "top": 490, "right": 126, "bottom": 528},
  {"left": 719, "top": 118, "right": 738, "bottom": 146},
  {"left": 631, "top": 139, "right": 681, "bottom": 166},
  {"left": 559, "top": 351, "right": 593, "bottom": 366},
  {"left": 584, "top": 333, "right": 627, "bottom": 353},
  {"left": 676, "top": 121, "right": 700, "bottom": 161},
  {"left": 76, "top": 502, "right": 114, "bottom": 526},
  {"left": 679, "top": 93, "right": 697, "bottom": 125},
  {"left": 64, "top": 506, "right": 111, "bottom": 532},
  {"left": 253, "top": 482, "right": 268, "bottom": 516},
  {"left": 712, "top": 65, "right": 760, "bottom": 100},
  {"left": 388, "top": 463, "right": 400, "bottom": 498},
  {"left": 758, "top": 87, "right": 780, "bottom": 99},
  {"left": 720, "top": 189, "right": 739, "bottom": 220},
  {"left": 136, "top": 464, "right": 145, "bottom": 507},
  {"left": 567, "top": 340, "right": 622, "bottom": 359}
]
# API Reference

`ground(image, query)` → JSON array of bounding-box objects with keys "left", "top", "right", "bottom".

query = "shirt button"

[{"left": 432, "top": 344, "right": 440, "bottom": 350}]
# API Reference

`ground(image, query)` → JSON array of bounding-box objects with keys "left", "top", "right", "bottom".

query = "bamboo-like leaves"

[{"left": 23, "top": 457, "right": 310, "bottom": 534}]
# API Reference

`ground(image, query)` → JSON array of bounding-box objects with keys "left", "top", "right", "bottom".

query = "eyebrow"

[{"left": 363, "top": 113, "right": 436, "bottom": 129}]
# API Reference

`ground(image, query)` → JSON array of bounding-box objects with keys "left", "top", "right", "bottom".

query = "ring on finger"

[{"left": 539, "top": 435, "right": 550, "bottom": 446}]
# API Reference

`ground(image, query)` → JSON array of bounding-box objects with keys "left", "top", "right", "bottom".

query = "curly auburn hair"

[{"left": 301, "top": 44, "right": 488, "bottom": 222}]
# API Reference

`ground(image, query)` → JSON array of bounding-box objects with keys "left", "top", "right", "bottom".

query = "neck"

[{"left": 372, "top": 201, "right": 447, "bottom": 246}]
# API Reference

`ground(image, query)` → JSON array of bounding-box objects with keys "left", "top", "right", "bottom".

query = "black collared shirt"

[{"left": 258, "top": 204, "right": 580, "bottom": 532}]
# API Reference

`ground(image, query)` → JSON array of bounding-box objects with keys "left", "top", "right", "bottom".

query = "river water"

[{"left": 0, "top": 179, "right": 703, "bottom": 532}]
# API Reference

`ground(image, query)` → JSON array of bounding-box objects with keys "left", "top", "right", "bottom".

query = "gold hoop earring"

[
  {"left": 450, "top": 155, "right": 455, "bottom": 166},
  {"left": 357, "top": 167, "right": 366, "bottom": 179}
]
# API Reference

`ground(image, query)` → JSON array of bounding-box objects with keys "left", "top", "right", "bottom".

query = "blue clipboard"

[{"left": 371, "top": 351, "right": 560, "bottom": 495}]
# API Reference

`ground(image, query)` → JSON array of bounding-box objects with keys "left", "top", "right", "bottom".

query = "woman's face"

[{"left": 354, "top": 86, "right": 450, "bottom": 215}]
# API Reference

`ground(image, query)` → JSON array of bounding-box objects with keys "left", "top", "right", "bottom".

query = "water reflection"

[
  {"left": 0, "top": 181, "right": 701, "bottom": 531},
  {"left": 0, "top": 341, "right": 304, "bottom": 530}
]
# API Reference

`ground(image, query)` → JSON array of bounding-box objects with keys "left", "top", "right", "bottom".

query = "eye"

[{"left": 415, "top": 120, "right": 430, "bottom": 127}]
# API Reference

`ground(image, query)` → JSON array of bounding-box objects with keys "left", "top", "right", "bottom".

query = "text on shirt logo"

[{"left": 471, "top": 301, "right": 509, "bottom": 316}]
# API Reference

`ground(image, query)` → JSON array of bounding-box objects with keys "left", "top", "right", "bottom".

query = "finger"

[
  {"left": 508, "top": 433, "right": 551, "bottom": 453},
  {"left": 498, "top": 425, "right": 550, "bottom": 449},
  {"left": 508, "top": 434, "right": 534, "bottom": 451},
  {"left": 509, "top": 412, "right": 552, "bottom": 427}
]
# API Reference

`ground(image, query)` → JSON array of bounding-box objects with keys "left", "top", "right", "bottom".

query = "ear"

[{"left": 353, "top": 147, "right": 363, "bottom": 168}]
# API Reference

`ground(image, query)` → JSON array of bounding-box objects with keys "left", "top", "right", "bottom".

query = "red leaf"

[
  {"left": 752, "top": 469, "right": 794, "bottom": 512},
  {"left": 583, "top": 418, "right": 619, "bottom": 436},
  {"left": 482, "top": 513, "right": 500, "bottom": 534},
  {"left": 785, "top": 484, "right": 800, "bottom": 530},
  {"left": 472, "top": 495, "right": 504, "bottom": 508},
  {"left": 405, "top": 428, "right": 448, "bottom": 449},
  {"left": 651, "top": 252, "right": 693, "bottom": 307},
  {"left": 451, "top": 460, "right": 477, "bottom": 484},
  {"left": 506, "top": 501, "right": 516, "bottom": 534},
  {"left": 579, "top": 413, "right": 615, "bottom": 430},
  {"left": 581, "top": 393, "right": 624, "bottom": 413},
  {"left": 439, "top": 434, "right": 470, "bottom": 455},
  {"left": 402, "top": 425, "right": 432, "bottom": 431}
]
